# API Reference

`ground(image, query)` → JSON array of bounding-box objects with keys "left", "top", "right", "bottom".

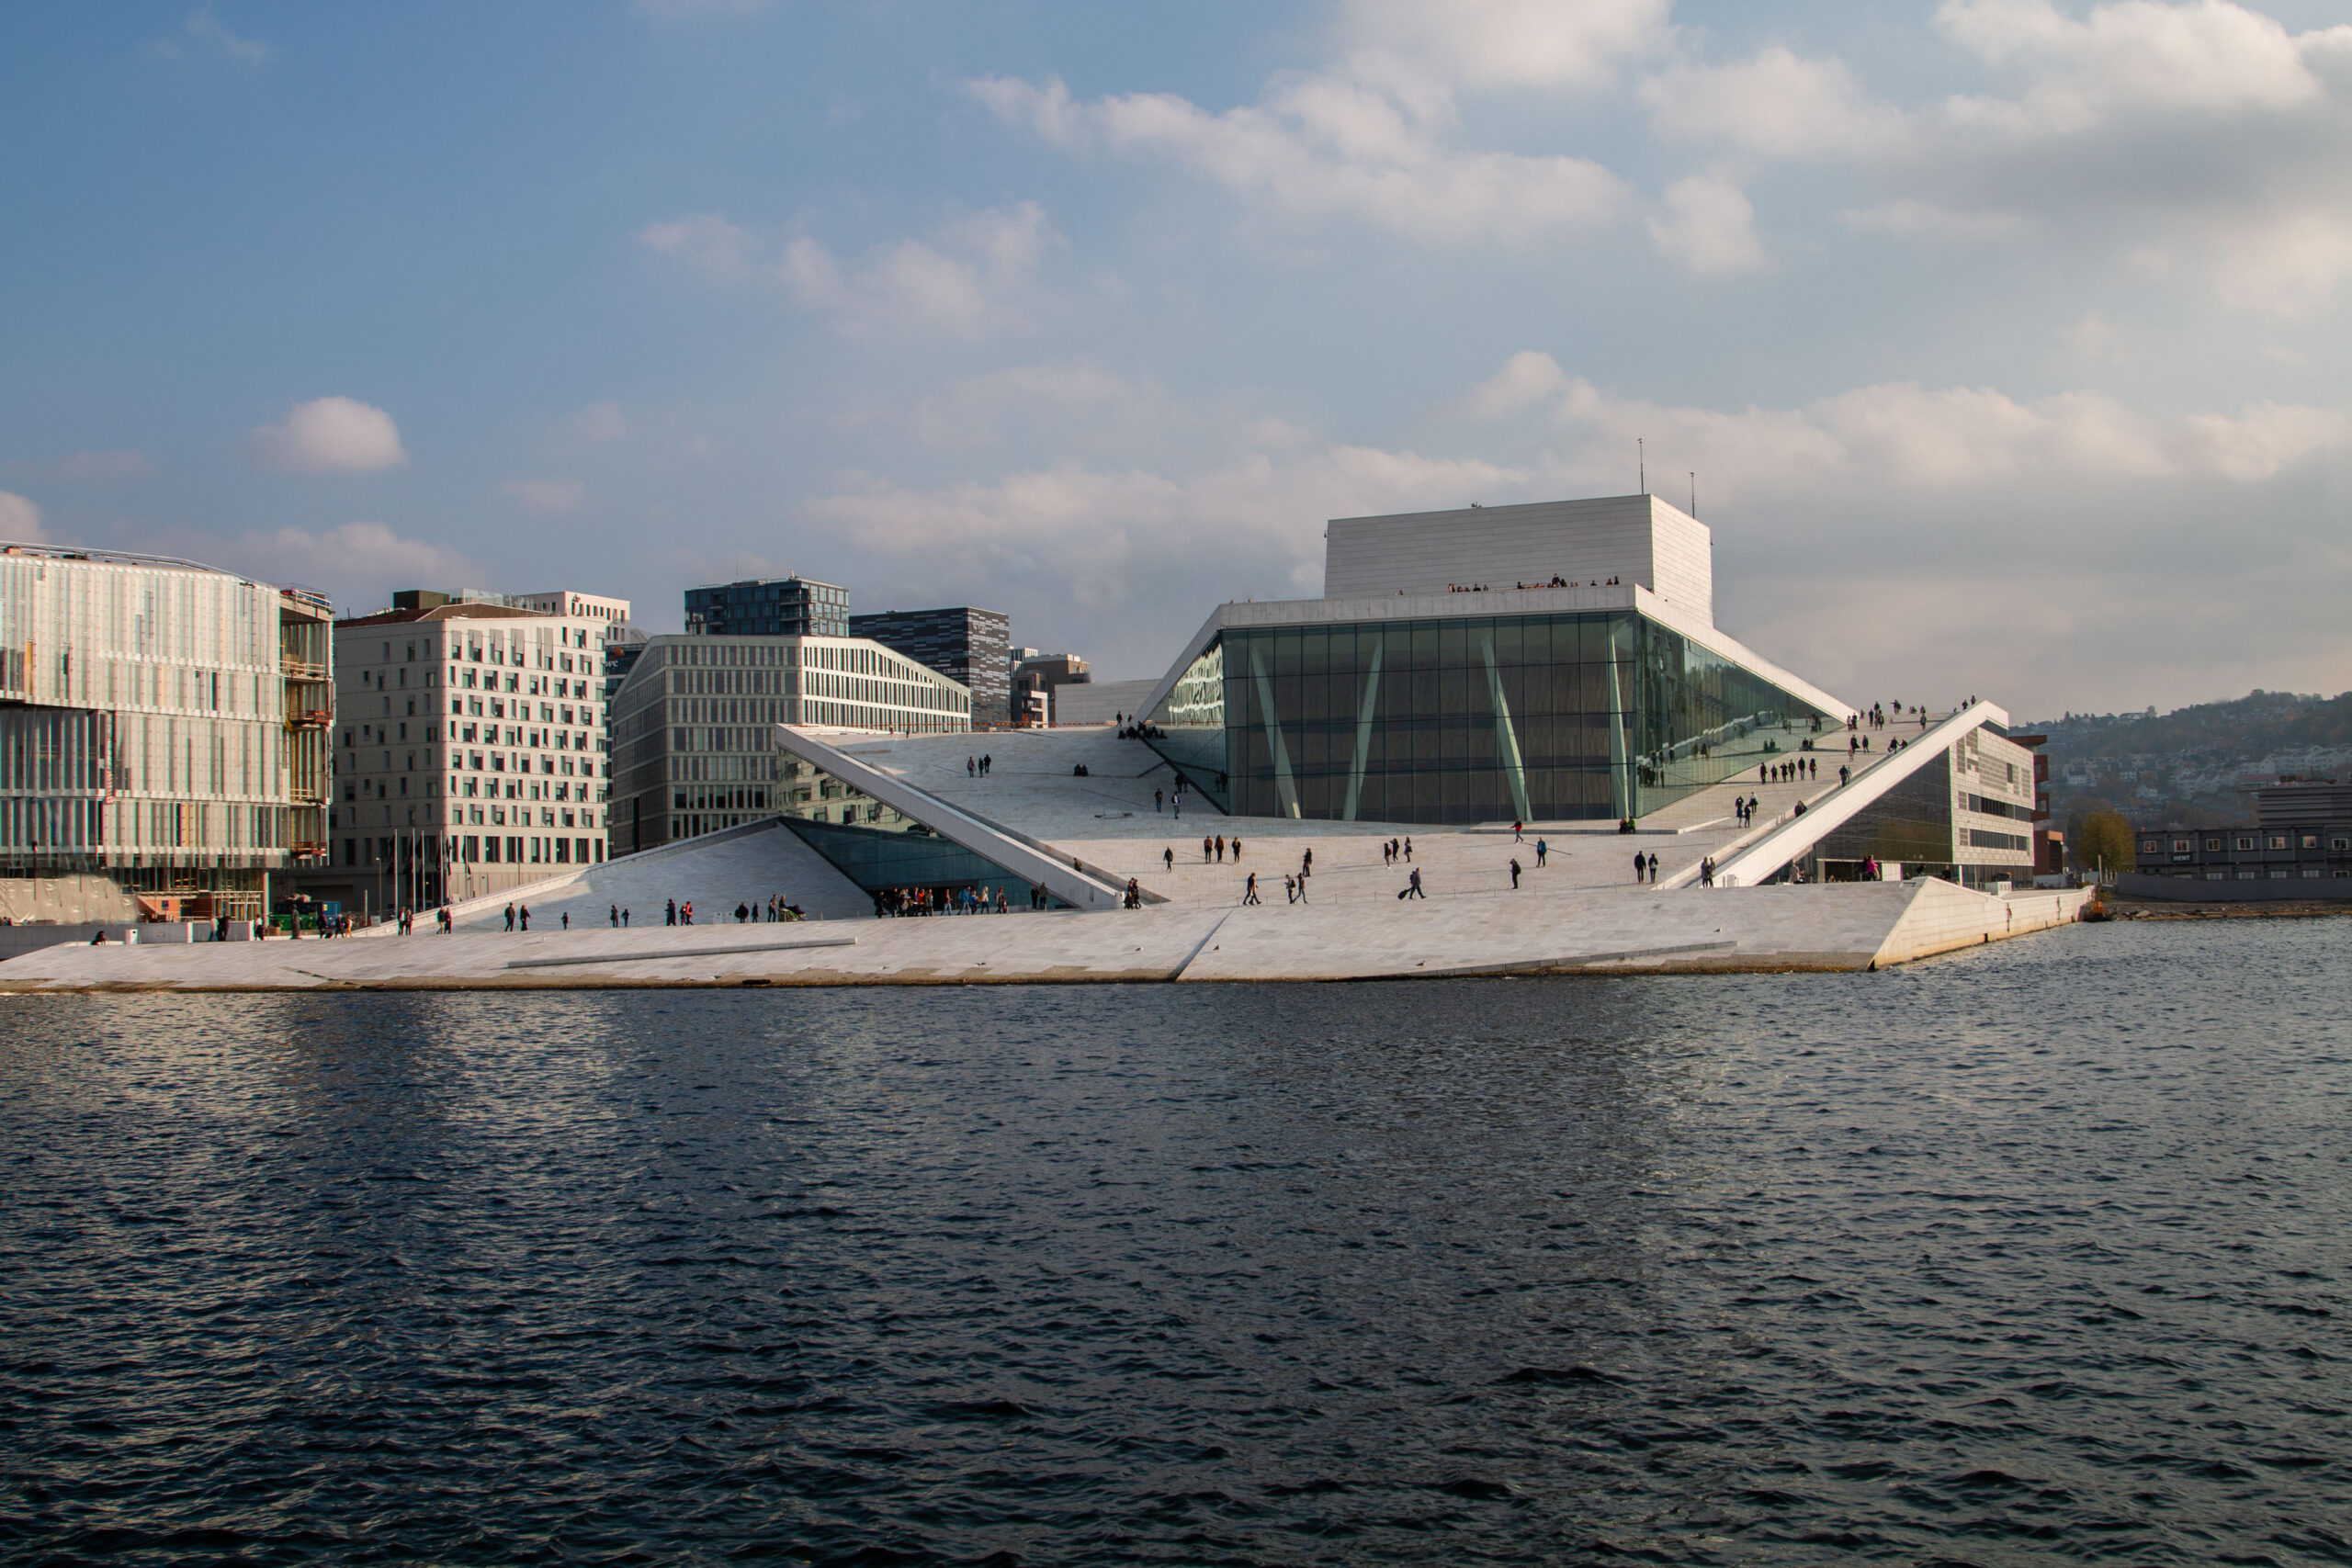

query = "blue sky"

[{"left": 4, "top": 0, "right": 2349, "bottom": 716}]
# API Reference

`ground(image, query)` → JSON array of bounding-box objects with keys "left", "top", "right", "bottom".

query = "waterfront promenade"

[{"left": 0, "top": 727, "right": 2086, "bottom": 991}]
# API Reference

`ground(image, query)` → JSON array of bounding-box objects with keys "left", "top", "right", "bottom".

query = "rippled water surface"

[{"left": 3, "top": 919, "right": 2348, "bottom": 1564}]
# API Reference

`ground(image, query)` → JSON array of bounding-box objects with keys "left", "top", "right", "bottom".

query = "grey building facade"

[{"left": 849, "top": 606, "right": 1012, "bottom": 728}]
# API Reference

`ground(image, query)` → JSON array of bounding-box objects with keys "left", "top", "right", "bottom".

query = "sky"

[{"left": 3, "top": 0, "right": 2350, "bottom": 718}]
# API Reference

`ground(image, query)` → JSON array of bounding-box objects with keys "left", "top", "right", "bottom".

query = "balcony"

[
  {"left": 281, "top": 659, "right": 328, "bottom": 682},
  {"left": 286, "top": 708, "right": 332, "bottom": 728}
]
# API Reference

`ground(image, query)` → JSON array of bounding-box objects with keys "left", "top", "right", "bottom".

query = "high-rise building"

[
  {"left": 329, "top": 595, "right": 613, "bottom": 910},
  {"left": 849, "top": 606, "right": 1011, "bottom": 728},
  {"left": 605, "top": 632, "right": 970, "bottom": 853},
  {"left": 684, "top": 578, "right": 848, "bottom": 638},
  {"left": 0, "top": 544, "right": 334, "bottom": 923}
]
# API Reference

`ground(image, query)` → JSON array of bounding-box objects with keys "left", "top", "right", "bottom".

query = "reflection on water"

[{"left": 3, "top": 920, "right": 2347, "bottom": 1562}]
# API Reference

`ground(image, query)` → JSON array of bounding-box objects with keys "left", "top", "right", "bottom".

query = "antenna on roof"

[{"left": 1638, "top": 437, "right": 1645, "bottom": 495}]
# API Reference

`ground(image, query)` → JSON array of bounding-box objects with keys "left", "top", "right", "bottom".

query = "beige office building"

[{"left": 606, "top": 632, "right": 970, "bottom": 854}]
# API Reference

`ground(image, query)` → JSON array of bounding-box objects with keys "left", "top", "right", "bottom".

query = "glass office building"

[{"left": 1146, "top": 606, "right": 1835, "bottom": 825}]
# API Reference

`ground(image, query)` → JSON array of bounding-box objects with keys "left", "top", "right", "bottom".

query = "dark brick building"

[{"left": 850, "top": 606, "right": 1012, "bottom": 728}]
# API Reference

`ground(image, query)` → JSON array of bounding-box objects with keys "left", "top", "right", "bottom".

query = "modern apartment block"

[
  {"left": 329, "top": 595, "right": 613, "bottom": 911},
  {"left": 684, "top": 577, "right": 848, "bottom": 638},
  {"left": 1014, "top": 651, "right": 1091, "bottom": 726},
  {"left": 0, "top": 544, "right": 334, "bottom": 922},
  {"left": 849, "top": 605, "right": 1012, "bottom": 728},
  {"left": 512, "top": 589, "right": 631, "bottom": 630},
  {"left": 605, "top": 632, "right": 970, "bottom": 853}
]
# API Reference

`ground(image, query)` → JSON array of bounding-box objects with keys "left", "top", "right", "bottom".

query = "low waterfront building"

[
  {"left": 684, "top": 577, "right": 848, "bottom": 638},
  {"left": 2132, "top": 783, "right": 2352, "bottom": 889},
  {"left": 605, "top": 632, "right": 970, "bottom": 854},
  {"left": 330, "top": 595, "right": 613, "bottom": 911},
  {"left": 0, "top": 544, "right": 332, "bottom": 922},
  {"left": 849, "top": 605, "right": 1012, "bottom": 728}
]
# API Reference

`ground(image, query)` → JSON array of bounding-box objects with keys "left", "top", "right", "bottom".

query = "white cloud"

[
  {"left": 1641, "top": 47, "right": 1898, "bottom": 157},
  {"left": 503, "top": 478, "right": 586, "bottom": 513},
  {"left": 1647, "top": 173, "right": 1765, "bottom": 275},
  {"left": 643, "top": 202, "right": 1059, "bottom": 338},
  {"left": 783, "top": 202, "right": 1057, "bottom": 338},
  {"left": 220, "top": 521, "right": 481, "bottom": 615},
  {"left": 1460, "top": 350, "right": 1572, "bottom": 418},
  {"left": 969, "top": 72, "right": 1629, "bottom": 243},
  {"left": 152, "top": 5, "right": 269, "bottom": 64},
  {"left": 0, "top": 491, "right": 45, "bottom": 544},
  {"left": 249, "top": 397, "right": 408, "bottom": 474},
  {"left": 1937, "top": 0, "right": 2324, "bottom": 121},
  {"left": 571, "top": 400, "right": 629, "bottom": 442},
  {"left": 1477, "top": 358, "right": 2352, "bottom": 499},
  {"left": 1339, "top": 0, "right": 1670, "bottom": 91},
  {"left": 638, "top": 213, "right": 751, "bottom": 278},
  {"left": 806, "top": 443, "right": 1521, "bottom": 614}
]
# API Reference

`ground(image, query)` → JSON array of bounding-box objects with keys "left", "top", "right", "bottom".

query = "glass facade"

[
  {"left": 1812, "top": 750, "right": 1956, "bottom": 871},
  {"left": 1146, "top": 609, "right": 1834, "bottom": 825},
  {"left": 781, "top": 816, "right": 1057, "bottom": 908}
]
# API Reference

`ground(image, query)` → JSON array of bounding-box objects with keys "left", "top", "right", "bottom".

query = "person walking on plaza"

[
  {"left": 519, "top": 905, "right": 531, "bottom": 931},
  {"left": 1231, "top": 837, "right": 1241, "bottom": 861},
  {"left": 1406, "top": 866, "right": 1425, "bottom": 899},
  {"left": 1243, "top": 872, "right": 1260, "bottom": 905},
  {"left": 1203, "top": 834, "right": 1214, "bottom": 863},
  {"left": 1155, "top": 787, "right": 1164, "bottom": 813},
  {"left": 1702, "top": 856, "right": 1714, "bottom": 887},
  {"left": 1284, "top": 874, "right": 1299, "bottom": 904},
  {"left": 1163, "top": 846, "right": 1174, "bottom": 873},
  {"left": 610, "top": 904, "right": 618, "bottom": 927},
  {"left": 1633, "top": 850, "right": 1646, "bottom": 884},
  {"left": 621, "top": 908, "right": 629, "bottom": 927},
  {"left": 560, "top": 911, "right": 569, "bottom": 931},
  {"left": 504, "top": 902, "right": 515, "bottom": 932},
  {"left": 683, "top": 900, "right": 693, "bottom": 925},
  {"left": 1510, "top": 857, "right": 1522, "bottom": 889},
  {"left": 1403, "top": 837, "right": 1413, "bottom": 863},
  {"left": 666, "top": 899, "right": 676, "bottom": 926},
  {"left": 1215, "top": 834, "right": 1225, "bottom": 863},
  {"left": 1513, "top": 818, "right": 1524, "bottom": 842},
  {"left": 1535, "top": 837, "right": 1548, "bottom": 867}
]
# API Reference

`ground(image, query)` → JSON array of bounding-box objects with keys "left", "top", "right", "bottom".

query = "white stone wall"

[{"left": 1322, "top": 495, "right": 1713, "bottom": 624}]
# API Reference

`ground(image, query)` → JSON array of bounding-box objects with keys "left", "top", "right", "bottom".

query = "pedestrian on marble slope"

[
  {"left": 610, "top": 904, "right": 618, "bottom": 927},
  {"left": 1232, "top": 837, "right": 1242, "bottom": 861},
  {"left": 1702, "top": 856, "right": 1714, "bottom": 887},
  {"left": 1156, "top": 788, "right": 1164, "bottom": 813},
  {"left": 1535, "top": 837, "right": 1548, "bottom": 867},
  {"left": 1513, "top": 818, "right": 1524, "bottom": 841},
  {"left": 1284, "top": 874, "right": 1299, "bottom": 904},
  {"left": 666, "top": 898, "right": 676, "bottom": 926},
  {"left": 520, "top": 905, "right": 531, "bottom": 931},
  {"left": 1405, "top": 866, "right": 1425, "bottom": 899},
  {"left": 1164, "top": 846, "right": 1174, "bottom": 873},
  {"left": 561, "top": 911, "right": 569, "bottom": 930},
  {"left": 504, "top": 902, "right": 516, "bottom": 931},
  {"left": 1510, "top": 857, "right": 1521, "bottom": 889},
  {"left": 1633, "top": 851, "right": 1646, "bottom": 885},
  {"left": 1404, "top": 837, "right": 1413, "bottom": 863},
  {"left": 622, "top": 908, "right": 630, "bottom": 926},
  {"left": 1203, "top": 835, "right": 1213, "bottom": 863},
  {"left": 1243, "top": 872, "right": 1260, "bottom": 905}
]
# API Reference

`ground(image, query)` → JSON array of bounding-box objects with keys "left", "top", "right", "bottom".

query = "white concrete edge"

[
  {"left": 775, "top": 725, "right": 1130, "bottom": 913},
  {"left": 506, "top": 933, "right": 856, "bottom": 969},
  {"left": 1710, "top": 701, "right": 2009, "bottom": 887}
]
